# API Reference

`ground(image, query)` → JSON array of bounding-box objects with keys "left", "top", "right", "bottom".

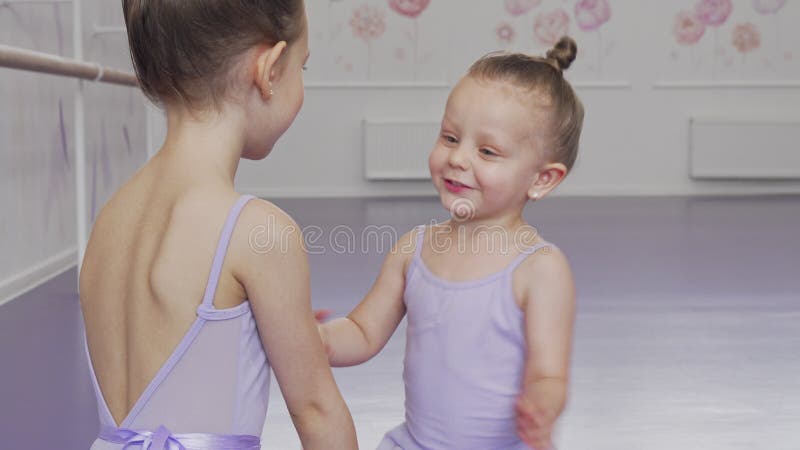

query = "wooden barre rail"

[{"left": 0, "top": 44, "right": 138, "bottom": 87}]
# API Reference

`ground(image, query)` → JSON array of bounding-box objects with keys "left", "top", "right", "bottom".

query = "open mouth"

[{"left": 444, "top": 178, "right": 471, "bottom": 193}]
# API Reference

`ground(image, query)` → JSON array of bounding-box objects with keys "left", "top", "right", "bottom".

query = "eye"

[
  {"left": 442, "top": 134, "right": 458, "bottom": 144},
  {"left": 302, "top": 65, "right": 308, "bottom": 72},
  {"left": 479, "top": 148, "right": 498, "bottom": 156}
]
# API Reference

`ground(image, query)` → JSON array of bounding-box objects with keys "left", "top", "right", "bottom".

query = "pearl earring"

[{"left": 532, "top": 193, "right": 540, "bottom": 199}]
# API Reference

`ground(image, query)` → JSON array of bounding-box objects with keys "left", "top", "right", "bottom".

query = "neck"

[
  {"left": 155, "top": 104, "right": 247, "bottom": 188},
  {"left": 439, "top": 209, "right": 535, "bottom": 250}
]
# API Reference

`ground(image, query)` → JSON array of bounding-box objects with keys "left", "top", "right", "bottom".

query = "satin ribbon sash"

[{"left": 98, "top": 425, "right": 260, "bottom": 450}]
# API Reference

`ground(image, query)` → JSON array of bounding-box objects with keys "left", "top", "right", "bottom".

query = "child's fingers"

[
  {"left": 516, "top": 407, "right": 554, "bottom": 449},
  {"left": 516, "top": 413, "right": 550, "bottom": 437},
  {"left": 516, "top": 416, "right": 550, "bottom": 436},
  {"left": 314, "top": 309, "right": 332, "bottom": 323},
  {"left": 519, "top": 427, "right": 552, "bottom": 450},
  {"left": 517, "top": 423, "right": 552, "bottom": 450},
  {"left": 516, "top": 400, "right": 548, "bottom": 427}
]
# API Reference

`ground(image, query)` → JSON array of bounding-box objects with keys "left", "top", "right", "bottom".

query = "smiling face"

[{"left": 429, "top": 75, "right": 551, "bottom": 222}]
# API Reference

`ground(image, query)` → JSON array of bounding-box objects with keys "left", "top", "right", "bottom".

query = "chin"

[
  {"left": 438, "top": 191, "right": 462, "bottom": 211},
  {"left": 241, "top": 146, "right": 274, "bottom": 161}
]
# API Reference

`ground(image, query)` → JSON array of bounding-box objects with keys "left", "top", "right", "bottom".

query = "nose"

[{"left": 447, "top": 144, "right": 469, "bottom": 171}]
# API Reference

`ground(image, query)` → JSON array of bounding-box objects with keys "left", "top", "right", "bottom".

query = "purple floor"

[
  {"left": 0, "top": 269, "right": 96, "bottom": 448},
  {"left": 2, "top": 195, "right": 799, "bottom": 449}
]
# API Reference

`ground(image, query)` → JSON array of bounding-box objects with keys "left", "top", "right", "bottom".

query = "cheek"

[
  {"left": 290, "top": 85, "right": 304, "bottom": 117},
  {"left": 475, "top": 165, "right": 518, "bottom": 193},
  {"left": 296, "top": 83, "right": 305, "bottom": 109},
  {"left": 428, "top": 146, "right": 445, "bottom": 173}
]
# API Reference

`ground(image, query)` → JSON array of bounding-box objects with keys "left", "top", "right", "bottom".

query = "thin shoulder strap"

[
  {"left": 200, "top": 195, "right": 256, "bottom": 309},
  {"left": 413, "top": 225, "right": 426, "bottom": 259},
  {"left": 506, "top": 241, "right": 555, "bottom": 274}
]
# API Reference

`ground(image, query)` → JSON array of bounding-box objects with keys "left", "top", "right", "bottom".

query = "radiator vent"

[
  {"left": 363, "top": 119, "right": 440, "bottom": 180},
  {"left": 690, "top": 117, "right": 800, "bottom": 179}
]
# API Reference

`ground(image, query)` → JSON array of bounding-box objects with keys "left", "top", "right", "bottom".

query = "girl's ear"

[
  {"left": 254, "top": 41, "right": 287, "bottom": 100},
  {"left": 527, "top": 162, "right": 567, "bottom": 201}
]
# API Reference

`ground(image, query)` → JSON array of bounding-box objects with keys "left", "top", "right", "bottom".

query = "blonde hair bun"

[{"left": 546, "top": 36, "right": 578, "bottom": 72}]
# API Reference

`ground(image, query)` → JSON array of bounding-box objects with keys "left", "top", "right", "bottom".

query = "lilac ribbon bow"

[{"left": 98, "top": 425, "right": 261, "bottom": 450}]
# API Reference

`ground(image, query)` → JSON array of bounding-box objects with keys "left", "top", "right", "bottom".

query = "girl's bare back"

[{"left": 80, "top": 155, "right": 247, "bottom": 426}]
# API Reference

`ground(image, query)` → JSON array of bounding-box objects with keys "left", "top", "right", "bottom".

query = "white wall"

[
  {"left": 224, "top": 0, "right": 800, "bottom": 197},
  {"left": 2, "top": 1, "right": 796, "bottom": 301},
  {"left": 0, "top": 0, "right": 146, "bottom": 303}
]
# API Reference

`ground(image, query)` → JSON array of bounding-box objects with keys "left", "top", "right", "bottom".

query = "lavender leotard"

[
  {"left": 379, "top": 226, "right": 554, "bottom": 450},
  {"left": 85, "top": 195, "right": 269, "bottom": 450}
]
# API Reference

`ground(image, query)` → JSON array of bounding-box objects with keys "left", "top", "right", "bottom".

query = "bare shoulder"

[
  {"left": 228, "top": 198, "right": 306, "bottom": 281},
  {"left": 236, "top": 197, "right": 299, "bottom": 239},
  {"left": 388, "top": 227, "right": 421, "bottom": 274},
  {"left": 512, "top": 243, "right": 576, "bottom": 310}
]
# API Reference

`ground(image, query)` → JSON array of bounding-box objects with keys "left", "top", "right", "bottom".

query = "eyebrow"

[{"left": 440, "top": 115, "right": 458, "bottom": 131}]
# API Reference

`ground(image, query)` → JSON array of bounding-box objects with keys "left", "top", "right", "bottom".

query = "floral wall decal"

[
  {"left": 695, "top": 0, "right": 733, "bottom": 26},
  {"left": 504, "top": 0, "right": 542, "bottom": 17},
  {"left": 533, "top": 9, "right": 570, "bottom": 47},
  {"left": 575, "top": 0, "right": 612, "bottom": 73},
  {"left": 663, "top": 0, "right": 798, "bottom": 81},
  {"left": 674, "top": 11, "right": 707, "bottom": 46},
  {"left": 350, "top": 4, "right": 387, "bottom": 79},
  {"left": 752, "top": 0, "right": 786, "bottom": 14},
  {"left": 731, "top": 22, "right": 760, "bottom": 55},
  {"left": 305, "top": 0, "right": 447, "bottom": 83},
  {"left": 575, "top": 0, "right": 611, "bottom": 32},
  {"left": 388, "top": 0, "right": 430, "bottom": 18},
  {"left": 388, "top": 0, "right": 431, "bottom": 79},
  {"left": 752, "top": 0, "right": 786, "bottom": 61},
  {"left": 496, "top": 22, "right": 516, "bottom": 45}
]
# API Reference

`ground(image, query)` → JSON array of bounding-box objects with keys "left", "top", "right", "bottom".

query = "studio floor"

[{"left": 1, "top": 196, "right": 798, "bottom": 450}]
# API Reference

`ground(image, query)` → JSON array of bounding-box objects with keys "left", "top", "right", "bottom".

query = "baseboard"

[
  {"left": 240, "top": 186, "right": 436, "bottom": 199},
  {"left": 241, "top": 185, "right": 800, "bottom": 199},
  {"left": 0, "top": 248, "right": 77, "bottom": 307}
]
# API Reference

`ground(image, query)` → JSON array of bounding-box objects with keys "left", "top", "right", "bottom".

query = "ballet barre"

[
  {"left": 0, "top": 44, "right": 137, "bottom": 86},
  {"left": 1, "top": 37, "right": 142, "bottom": 279}
]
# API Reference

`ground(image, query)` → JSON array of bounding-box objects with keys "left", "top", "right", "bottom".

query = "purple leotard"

[
  {"left": 379, "top": 225, "right": 554, "bottom": 450},
  {"left": 85, "top": 195, "right": 268, "bottom": 450}
]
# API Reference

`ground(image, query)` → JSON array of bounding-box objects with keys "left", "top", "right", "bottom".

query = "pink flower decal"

[
  {"left": 732, "top": 23, "right": 760, "bottom": 53},
  {"left": 752, "top": 0, "right": 787, "bottom": 14},
  {"left": 504, "top": 0, "right": 542, "bottom": 17},
  {"left": 694, "top": 0, "right": 732, "bottom": 27},
  {"left": 673, "top": 11, "right": 706, "bottom": 46},
  {"left": 388, "top": 0, "right": 430, "bottom": 18},
  {"left": 350, "top": 4, "right": 386, "bottom": 42},
  {"left": 533, "top": 9, "right": 570, "bottom": 47},
  {"left": 574, "top": 0, "right": 611, "bottom": 32},
  {"left": 496, "top": 23, "right": 516, "bottom": 43}
]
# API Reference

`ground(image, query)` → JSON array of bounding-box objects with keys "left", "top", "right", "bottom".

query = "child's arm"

[
  {"left": 319, "top": 230, "right": 414, "bottom": 367},
  {"left": 236, "top": 201, "right": 357, "bottom": 450},
  {"left": 515, "top": 246, "right": 576, "bottom": 450}
]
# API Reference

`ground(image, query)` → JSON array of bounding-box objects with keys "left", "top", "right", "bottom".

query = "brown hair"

[
  {"left": 122, "top": 0, "right": 305, "bottom": 109},
  {"left": 468, "top": 36, "right": 584, "bottom": 172}
]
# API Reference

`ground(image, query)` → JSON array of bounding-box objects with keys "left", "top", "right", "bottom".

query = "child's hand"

[
  {"left": 515, "top": 379, "right": 565, "bottom": 450},
  {"left": 313, "top": 309, "right": 333, "bottom": 358},
  {"left": 314, "top": 309, "right": 332, "bottom": 323}
]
